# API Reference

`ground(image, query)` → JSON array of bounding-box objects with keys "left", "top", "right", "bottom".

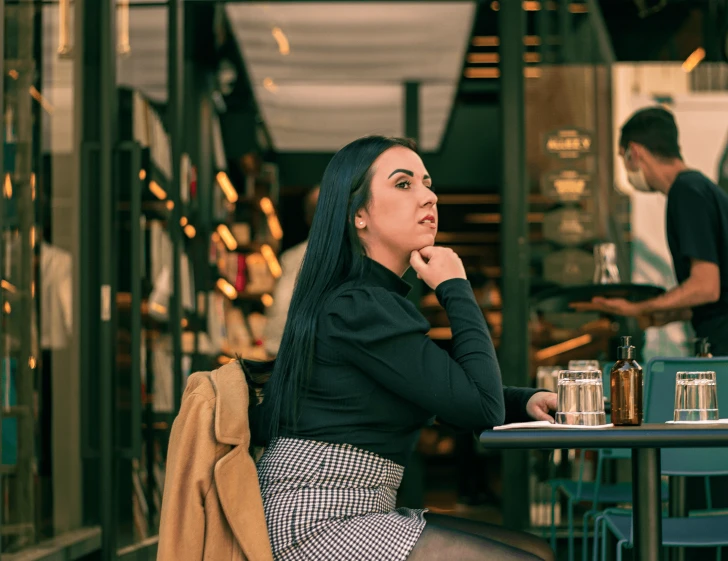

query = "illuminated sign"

[
  {"left": 541, "top": 169, "right": 593, "bottom": 202},
  {"left": 544, "top": 128, "right": 594, "bottom": 159}
]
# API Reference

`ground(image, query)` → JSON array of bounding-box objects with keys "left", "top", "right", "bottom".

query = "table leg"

[
  {"left": 669, "top": 477, "right": 686, "bottom": 561},
  {"left": 632, "top": 448, "right": 663, "bottom": 561}
]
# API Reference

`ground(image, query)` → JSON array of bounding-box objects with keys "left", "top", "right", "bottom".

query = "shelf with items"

[
  {"left": 2, "top": 24, "right": 44, "bottom": 548},
  {"left": 202, "top": 127, "right": 283, "bottom": 362},
  {"left": 116, "top": 87, "right": 216, "bottom": 542}
]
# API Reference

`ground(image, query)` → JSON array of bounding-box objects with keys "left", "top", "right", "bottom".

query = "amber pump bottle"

[{"left": 610, "top": 336, "right": 643, "bottom": 426}]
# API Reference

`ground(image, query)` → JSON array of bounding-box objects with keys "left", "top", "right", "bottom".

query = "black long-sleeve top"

[{"left": 269, "top": 258, "right": 541, "bottom": 466}]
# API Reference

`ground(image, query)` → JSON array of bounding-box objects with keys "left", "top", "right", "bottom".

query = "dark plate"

[{"left": 531, "top": 284, "right": 666, "bottom": 313}]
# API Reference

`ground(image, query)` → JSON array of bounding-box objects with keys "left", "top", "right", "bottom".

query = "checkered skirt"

[{"left": 257, "top": 437, "right": 427, "bottom": 561}]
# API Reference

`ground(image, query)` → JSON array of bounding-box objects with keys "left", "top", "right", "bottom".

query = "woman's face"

[{"left": 355, "top": 146, "right": 437, "bottom": 274}]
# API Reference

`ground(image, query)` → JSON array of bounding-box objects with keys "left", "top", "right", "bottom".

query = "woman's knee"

[
  {"left": 422, "top": 514, "right": 553, "bottom": 561},
  {"left": 409, "top": 525, "right": 542, "bottom": 561},
  {"left": 521, "top": 535, "right": 554, "bottom": 561}
]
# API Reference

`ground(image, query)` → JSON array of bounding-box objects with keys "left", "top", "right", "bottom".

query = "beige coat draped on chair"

[{"left": 157, "top": 360, "right": 273, "bottom": 561}]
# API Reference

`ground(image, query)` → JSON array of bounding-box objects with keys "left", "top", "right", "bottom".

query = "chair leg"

[
  {"left": 568, "top": 498, "right": 575, "bottom": 561},
  {"left": 592, "top": 514, "right": 604, "bottom": 561},
  {"left": 616, "top": 539, "right": 627, "bottom": 561},
  {"left": 582, "top": 510, "right": 595, "bottom": 561},
  {"left": 717, "top": 546, "right": 722, "bottom": 561},
  {"left": 550, "top": 485, "right": 558, "bottom": 552},
  {"left": 600, "top": 517, "right": 608, "bottom": 561}
]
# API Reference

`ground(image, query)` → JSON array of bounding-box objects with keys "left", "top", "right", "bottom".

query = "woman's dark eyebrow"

[{"left": 388, "top": 168, "right": 413, "bottom": 179}]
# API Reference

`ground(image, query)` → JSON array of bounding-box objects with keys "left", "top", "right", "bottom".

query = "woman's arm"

[{"left": 324, "top": 279, "right": 506, "bottom": 430}]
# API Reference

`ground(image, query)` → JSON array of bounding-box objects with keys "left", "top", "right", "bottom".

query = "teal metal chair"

[{"left": 594, "top": 357, "right": 728, "bottom": 561}]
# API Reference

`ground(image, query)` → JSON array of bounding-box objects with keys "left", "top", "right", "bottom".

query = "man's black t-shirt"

[{"left": 666, "top": 170, "right": 728, "bottom": 354}]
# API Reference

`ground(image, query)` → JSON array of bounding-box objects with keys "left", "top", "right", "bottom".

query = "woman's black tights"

[{"left": 407, "top": 513, "right": 555, "bottom": 561}]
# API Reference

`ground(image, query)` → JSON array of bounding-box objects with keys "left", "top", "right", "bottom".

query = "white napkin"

[
  {"left": 665, "top": 419, "right": 728, "bottom": 425},
  {"left": 494, "top": 421, "right": 614, "bottom": 430}
]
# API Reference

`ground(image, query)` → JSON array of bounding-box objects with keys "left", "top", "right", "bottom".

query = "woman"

[{"left": 255, "top": 136, "right": 556, "bottom": 561}]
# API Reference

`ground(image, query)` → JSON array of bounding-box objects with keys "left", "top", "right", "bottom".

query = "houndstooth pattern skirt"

[{"left": 257, "top": 437, "right": 428, "bottom": 561}]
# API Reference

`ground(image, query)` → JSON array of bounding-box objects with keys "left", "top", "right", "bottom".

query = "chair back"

[{"left": 644, "top": 357, "right": 728, "bottom": 476}]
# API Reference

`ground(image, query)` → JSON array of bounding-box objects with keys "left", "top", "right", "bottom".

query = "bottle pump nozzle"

[{"left": 618, "top": 336, "right": 635, "bottom": 360}]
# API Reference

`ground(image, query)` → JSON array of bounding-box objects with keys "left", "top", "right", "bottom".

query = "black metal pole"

[
  {"left": 704, "top": 0, "right": 721, "bottom": 62},
  {"left": 77, "top": 0, "right": 117, "bottom": 551},
  {"left": 499, "top": 0, "right": 530, "bottom": 531},
  {"left": 197, "top": 95, "right": 213, "bottom": 343},
  {"left": 168, "top": 0, "right": 184, "bottom": 412},
  {"left": 399, "top": 82, "right": 426, "bottom": 509},
  {"left": 558, "top": 0, "right": 572, "bottom": 63},
  {"left": 98, "top": 0, "right": 117, "bottom": 555},
  {"left": 669, "top": 477, "right": 686, "bottom": 561},
  {"left": 199, "top": 97, "right": 212, "bottom": 234},
  {"left": 536, "top": 1, "right": 551, "bottom": 64},
  {"left": 76, "top": 0, "right": 97, "bottom": 529},
  {"left": 632, "top": 448, "right": 663, "bottom": 561},
  {"left": 183, "top": 6, "right": 202, "bottom": 366},
  {"left": 405, "top": 81, "right": 420, "bottom": 142},
  {"left": 403, "top": 81, "right": 423, "bottom": 311},
  {"left": 129, "top": 143, "right": 142, "bottom": 463}
]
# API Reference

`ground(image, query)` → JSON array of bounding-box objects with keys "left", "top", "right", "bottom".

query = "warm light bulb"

[
  {"left": 149, "top": 180, "right": 167, "bottom": 200},
  {"left": 216, "top": 172, "right": 239, "bottom": 204},
  {"left": 261, "top": 244, "right": 282, "bottom": 278},
  {"left": 216, "top": 278, "right": 238, "bottom": 300},
  {"left": 216, "top": 224, "right": 238, "bottom": 251}
]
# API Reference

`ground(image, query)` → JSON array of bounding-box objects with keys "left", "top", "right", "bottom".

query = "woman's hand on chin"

[{"left": 409, "top": 246, "right": 466, "bottom": 290}]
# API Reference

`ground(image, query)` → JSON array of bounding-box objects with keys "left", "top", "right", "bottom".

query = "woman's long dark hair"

[{"left": 265, "top": 135, "right": 417, "bottom": 438}]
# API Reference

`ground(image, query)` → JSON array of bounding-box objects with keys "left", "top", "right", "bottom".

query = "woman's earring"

[{"left": 359, "top": 221, "right": 365, "bottom": 227}]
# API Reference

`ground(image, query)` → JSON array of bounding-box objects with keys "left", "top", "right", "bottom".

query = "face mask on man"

[{"left": 624, "top": 148, "right": 652, "bottom": 193}]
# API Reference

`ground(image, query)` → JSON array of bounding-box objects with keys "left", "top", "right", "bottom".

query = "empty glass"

[
  {"left": 568, "top": 360, "right": 601, "bottom": 371},
  {"left": 674, "top": 371, "right": 719, "bottom": 422},
  {"left": 537, "top": 366, "right": 561, "bottom": 393},
  {"left": 556, "top": 370, "right": 606, "bottom": 426},
  {"left": 593, "top": 243, "right": 621, "bottom": 284}
]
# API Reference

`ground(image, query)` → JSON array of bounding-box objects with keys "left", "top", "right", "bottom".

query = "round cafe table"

[{"left": 480, "top": 424, "right": 728, "bottom": 561}]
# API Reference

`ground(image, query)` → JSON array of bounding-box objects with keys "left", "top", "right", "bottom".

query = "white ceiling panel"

[
  {"left": 254, "top": 83, "right": 403, "bottom": 152},
  {"left": 226, "top": 2, "right": 475, "bottom": 152}
]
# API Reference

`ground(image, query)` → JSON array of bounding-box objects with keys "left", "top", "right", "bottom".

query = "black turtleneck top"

[{"left": 269, "top": 258, "right": 541, "bottom": 466}]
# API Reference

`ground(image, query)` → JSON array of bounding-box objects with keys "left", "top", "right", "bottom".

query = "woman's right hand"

[{"left": 409, "top": 246, "right": 467, "bottom": 290}]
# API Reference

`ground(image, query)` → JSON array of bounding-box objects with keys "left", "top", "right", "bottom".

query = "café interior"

[{"left": 2, "top": 0, "right": 728, "bottom": 559}]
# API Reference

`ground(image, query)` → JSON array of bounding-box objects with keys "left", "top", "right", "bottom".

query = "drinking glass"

[
  {"left": 537, "top": 366, "right": 561, "bottom": 393},
  {"left": 593, "top": 243, "right": 621, "bottom": 284},
  {"left": 674, "top": 371, "right": 719, "bottom": 422},
  {"left": 556, "top": 370, "right": 606, "bottom": 426},
  {"left": 568, "top": 360, "right": 601, "bottom": 372}
]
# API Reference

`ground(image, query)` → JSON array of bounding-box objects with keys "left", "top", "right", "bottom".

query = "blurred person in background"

[
  {"left": 252, "top": 135, "right": 556, "bottom": 561},
  {"left": 576, "top": 106, "right": 728, "bottom": 522},
  {"left": 576, "top": 106, "right": 728, "bottom": 356},
  {"left": 263, "top": 186, "right": 319, "bottom": 357}
]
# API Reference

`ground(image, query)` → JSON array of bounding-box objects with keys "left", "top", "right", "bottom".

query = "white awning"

[{"left": 226, "top": 2, "right": 475, "bottom": 152}]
